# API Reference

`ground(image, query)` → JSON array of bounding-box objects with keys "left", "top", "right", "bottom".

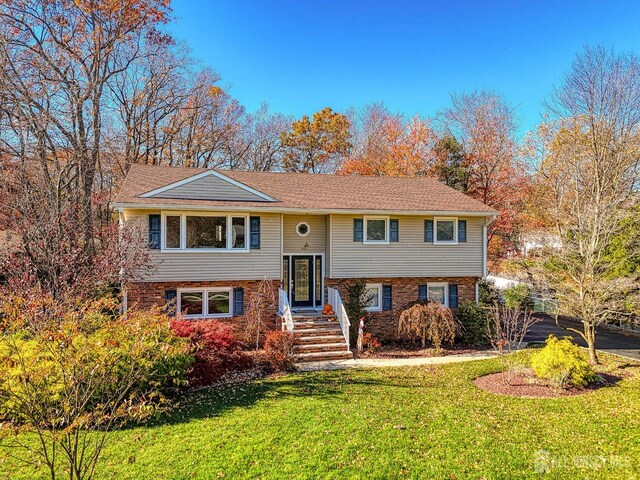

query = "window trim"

[
  {"left": 434, "top": 217, "right": 458, "bottom": 245},
  {"left": 363, "top": 216, "right": 389, "bottom": 244},
  {"left": 177, "top": 287, "right": 233, "bottom": 319},
  {"left": 427, "top": 282, "right": 449, "bottom": 306},
  {"left": 161, "top": 212, "right": 250, "bottom": 252},
  {"left": 365, "top": 283, "right": 383, "bottom": 312},
  {"left": 296, "top": 221, "right": 311, "bottom": 237}
]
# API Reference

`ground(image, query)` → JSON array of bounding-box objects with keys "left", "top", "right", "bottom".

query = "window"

[
  {"left": 427, "top": 283, "right": 448, "bottom": 306},
  {"left": 178, "top": 288, "right": 232, "bottom": 318},
  {"left": 232, "top": 217, "right": 246, "bottom": 249},
  {"left": 186, "top": 216, "right": 226, "bottom": 248},
  {"left": 434, "top": 217, "right": 458, "bottom": 244},
  {"left": 296, "top": 221, "right": 310, "bottom": 237},
  {"left": 165, "top": 215, "right": 181, "bottom": 249},
  {"left": 365, "top": 283, "right": 382, "bottom": 312},
  {"left": 315, "top": 257, "right": 322, "bottom": 304},
  {"left": 364, "top": 216, "right": 389, "bottom": 243},
  {"left": 162, "top": 213, "right": 249, "bottom": 251}
]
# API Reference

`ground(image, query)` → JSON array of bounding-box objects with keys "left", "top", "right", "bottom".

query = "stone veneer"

[{"left": 325, "top": 276, "right": 478, "bottom": 341}]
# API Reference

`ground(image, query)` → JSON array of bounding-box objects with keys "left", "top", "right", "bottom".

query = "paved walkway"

[{"left": 296, "top": 351, "right": 499, "bottom": 372}]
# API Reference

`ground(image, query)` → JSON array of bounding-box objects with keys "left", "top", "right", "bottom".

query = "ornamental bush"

[
  {"left": 398, "top": 301, "right": 459, "bottom": 350},
  {"left": 263, "top": 330, "right": 296, "bottom": 372},
  {"left": 170, "top": 319, "right": 251, "bottom": 386},
  {"left": 0, "top": 300, "right": 193, "bottom": 480},
  {"left": 530, "top": 335, "right": 596, "bottom": 387},
  {"left": 455, "top": 301, "right": 490, "bottom": 346}
]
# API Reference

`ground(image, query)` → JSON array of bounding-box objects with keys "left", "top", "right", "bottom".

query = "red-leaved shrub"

[
  {"left": 170, "top": 319, "right": 251, "bottom": 385},
  {"left": 263, "top": 330, "right": 296, "bottom": 372}
]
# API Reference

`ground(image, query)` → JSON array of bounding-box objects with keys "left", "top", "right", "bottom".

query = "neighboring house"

[{"left": 112, "top": 164, "right": 498, "bottom": 361}]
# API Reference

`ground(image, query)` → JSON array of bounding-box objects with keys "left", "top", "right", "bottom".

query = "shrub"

[
  {"left": 503, "top": 283, "right": 534, "bottom": 310},
  {"left": 455, "top": 301, "right": 490, "bottom": 346},
  {"left": 361, "top": 333, "right": 381, "bottom": 353},
  {"left": 170, "top": 319, "right": 251, "bottom": 386},
  {"left": 530, "top": 335, "right": 596, "bottom": 387},
  {"left": 344, "top": 280, "right": 374, "bottom": 348},
  {"left": 478, "top": 279, "right": 500, "bottom": 306},
  {"left": 263, "top": 330, "right": 296, "bottom": 372},
  {"left": 0, "top": 302, "right": 192, "bottom": 480},
  {"left": 398, "top": 301, "right": 459, "bottom": 350}
]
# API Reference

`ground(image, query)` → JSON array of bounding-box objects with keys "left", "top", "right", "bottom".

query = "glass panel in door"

[{"left": 291, "top": 256, "right": 314, "bottom": 307}]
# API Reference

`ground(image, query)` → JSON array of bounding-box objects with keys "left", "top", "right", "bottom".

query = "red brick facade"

[
  {"left": 325, "top": 276, "right": 478, "bottom": 341},
  {"left": 126, "top": 279, "right": 281, "bottom": 334},
  {"left": 127, "top": 276, "right": 478, "bottom": 342}
]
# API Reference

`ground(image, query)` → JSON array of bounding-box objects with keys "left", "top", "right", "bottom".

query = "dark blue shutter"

[
  {"left": 149, "top": 214, "right": 161, "bottom": 249},
  {"left": 353, "top": 218, "right": 363, "bottom": 242},
  {"left": 382, "top": 285, "right": 392, "bottom": 311},
  {"left": 448, "top": 284, "right": 459, "bottom": 308},
  {"left": 418, "top": 285, "right": 428, "bottom": 302},
  {"left": 233, "top": 287, "right": 244, "bottom": 316},
  {"left": 164, "top": 289, "right": 177, "bottom": 317},
  {"left": 424, "top": 220, "right": 434, "bottom": 243},
  {"left": 458, "top": 220, "right": 467, "bottom": 243},
  {"left": 250, "top": 216, "right": 260, "bottom": 249},
  {"left": 390, "top": 219, "right": 399, "bottom": 242}
]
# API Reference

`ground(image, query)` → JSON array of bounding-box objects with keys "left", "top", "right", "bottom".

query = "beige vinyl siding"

[
  {"left": 282, "top": 214, "right": 325, "bottom": 253},
  {"left": 123, "top": 209, "right": 281, "bottom": 282},
  {"left": 330, "top": 215, "right": 483, "bottom": 278},
  {"left": 151, "top": 175, "right": 267, "bottom": 201},
  {"left": 326, "top": 214, "right": 332, "bottom": 277}
]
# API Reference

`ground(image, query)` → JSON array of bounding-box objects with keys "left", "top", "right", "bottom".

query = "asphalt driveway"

[{"left": 525, "top": 314, "right": 640, "bottom": 361}]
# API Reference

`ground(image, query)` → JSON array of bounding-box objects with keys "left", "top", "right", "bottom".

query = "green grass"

[{"left": 1, "top": 353, "right": 639, "bottom": 479}]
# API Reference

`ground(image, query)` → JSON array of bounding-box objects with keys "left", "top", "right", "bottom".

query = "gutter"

[
  {"left": 476, "top": 214, "right": 498, "bottom": 304},
  {"left": 482, "top": 214, "right": 498, "bottom": 278},
  {"left": 117, "top": 208, "right": 128, "bottom": 313},
  {"left": 109, "top": 202, "right": 499, "bottom": 218}
]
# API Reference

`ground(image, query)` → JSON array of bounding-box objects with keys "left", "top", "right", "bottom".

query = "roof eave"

[{"left": 110, "top": 201, "right": 499, "bottom": 217}]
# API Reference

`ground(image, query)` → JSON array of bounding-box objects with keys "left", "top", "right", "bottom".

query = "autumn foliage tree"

[
  {"left": 440, "top": 91, "right": 533, "bottom": 258},
  {"left": 339, "top": 103, "right": 437, "bottom": 176},
  {"left": 281, "top": 107, "right": 351, "bottom": 173},
  {"left": 532, "top": 46, "right": 640, "bottom": 363}
]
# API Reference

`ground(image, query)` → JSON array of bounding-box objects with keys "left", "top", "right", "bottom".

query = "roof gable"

[{"left": 141, "top": 170, "right": 276, "bottom": 202}]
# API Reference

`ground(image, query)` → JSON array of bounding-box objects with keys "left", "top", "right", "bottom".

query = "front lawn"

[{"left": 1, "top": 354, "right": 639, "bottom": 479}]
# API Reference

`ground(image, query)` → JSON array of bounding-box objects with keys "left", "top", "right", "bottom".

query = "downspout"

[
  {"left": 477, "top": 214, "right": 498, "bottom": 303},
  {"left": 118, "top": 208, "right": 128, "bottom": 313}
]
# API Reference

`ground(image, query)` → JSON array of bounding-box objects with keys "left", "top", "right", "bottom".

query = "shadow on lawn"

[{"left": 140, "top": 369, "right": 426, "bottom": 429}]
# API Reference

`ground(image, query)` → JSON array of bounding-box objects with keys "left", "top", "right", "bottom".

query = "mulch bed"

[{"left": 473, "top": 369, "right": 621, "bottom": 398}]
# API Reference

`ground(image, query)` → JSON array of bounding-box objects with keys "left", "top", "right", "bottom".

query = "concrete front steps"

[{"left": 292, "top": 315, "right": 352, "bottom": 362}]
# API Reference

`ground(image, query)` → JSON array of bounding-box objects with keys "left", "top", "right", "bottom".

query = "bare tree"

[
  {"left": 486, "top": 303, "right": 538, "bottom": 384},
  {"left": 226, "top": 104, "right": 291, "bottom": 171},
  {"left": 536, "top": 45, "right": 640, "bottom": 363},
  {"left": 439, "top": 91, "right": 532, "bottom": 258},
  {"left": 245, "top": 276, "right": 276, "bottom": 350}
]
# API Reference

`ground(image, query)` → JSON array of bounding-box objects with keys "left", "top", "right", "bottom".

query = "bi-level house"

[{"left": 112, "top": 164, "right": 497, "bottom": 361}]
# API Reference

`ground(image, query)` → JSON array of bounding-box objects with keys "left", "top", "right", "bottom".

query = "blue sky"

[{"left": 168, "top": 0, "right": 640, "bottom": 134}]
